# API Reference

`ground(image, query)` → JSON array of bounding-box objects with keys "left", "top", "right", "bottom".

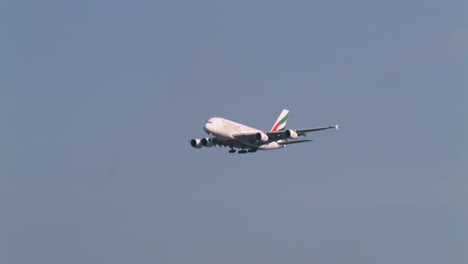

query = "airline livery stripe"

[{"left": 272, "top": 114, "right": 288, "bottom": 131}]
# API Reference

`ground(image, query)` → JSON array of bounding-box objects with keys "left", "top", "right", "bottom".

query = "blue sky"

[{"left": 3, "top": 1, "right": 467, "bottom": 263}]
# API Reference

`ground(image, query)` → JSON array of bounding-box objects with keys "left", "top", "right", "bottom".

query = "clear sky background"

[{"left": 3, "top": 1, "right": 467, "bottom": 263}]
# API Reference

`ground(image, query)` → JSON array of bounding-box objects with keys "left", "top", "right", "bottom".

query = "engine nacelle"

[
  {"left": 255, "top": 132, "right": 269, "bottom": 142},
  {"left": 285, "top": 129, "right": 298, "bottom": 139},
  {"left": 190, "top": 139, "right": 203, "bottom": 148},
  {"left": 201, "top": 138, "right": 214, "bottom": 147}
]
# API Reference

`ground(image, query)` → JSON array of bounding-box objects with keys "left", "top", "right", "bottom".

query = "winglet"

[{"left": 335, "top": 124, "right": 339, "bottom": 130}]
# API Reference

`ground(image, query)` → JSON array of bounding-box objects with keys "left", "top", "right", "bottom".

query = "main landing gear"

[{"left": 230, "top": 149, "right": 257, "bottom": 154}]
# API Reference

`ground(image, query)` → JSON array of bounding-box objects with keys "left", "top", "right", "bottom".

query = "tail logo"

[{"left": 271, "top": 109, "right": 289, "bottom": 131}]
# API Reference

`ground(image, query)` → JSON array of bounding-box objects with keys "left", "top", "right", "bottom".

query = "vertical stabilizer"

[{"left": 271, "top": 109, "right": 289, "bottom": 131}]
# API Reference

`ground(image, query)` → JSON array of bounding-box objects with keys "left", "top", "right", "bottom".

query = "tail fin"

[{"left": 271, "top": 109, "right": 289, "bottom": 131}]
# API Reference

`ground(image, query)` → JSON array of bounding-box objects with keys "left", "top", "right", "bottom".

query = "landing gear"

[{"left": 228, "top": 148, "right": 257, "bottom": 154}]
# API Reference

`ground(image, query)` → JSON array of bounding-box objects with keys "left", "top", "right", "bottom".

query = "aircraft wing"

[
  {"left": 198, "top": 136, "right": 254, "bottom": 149},
  {"left": 278, "top": 139, "right": 313, "bottom": 145},
  {"left": 295, "top": 124, "right": 339, "bottom": 134},
  {"left": 266, "top": 124, "right": 339, "bottom": 140},
  {"left": 232, "top": 124, "right": 338, "bottom": 145},
  {"left": 232, "top": 133, "right": 258, "bottom": 146}
]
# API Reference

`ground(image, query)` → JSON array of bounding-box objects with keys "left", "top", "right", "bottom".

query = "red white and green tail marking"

[{"left": 271, "top": 109, "right": 289, "bottom": 131}]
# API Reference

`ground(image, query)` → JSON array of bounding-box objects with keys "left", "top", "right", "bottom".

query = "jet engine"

[
  {"left": 255, "top": 132, "right": 269, "bottom": 142},
  {"left": 201, "top": 138, "right": 214, "bottom": 147},
  {"left": 285, "top": 129, "right": 298, "bottom": 139},
  {"left": 190, "top": 139, "right": 203, "bottom": 148}
]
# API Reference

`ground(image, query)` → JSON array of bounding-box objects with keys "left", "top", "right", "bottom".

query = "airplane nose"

[{"left": 204, "top": 122, "right": 212, "bottom": 133}]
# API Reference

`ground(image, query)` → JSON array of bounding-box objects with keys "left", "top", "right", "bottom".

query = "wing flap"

[{"left": 278, "top": 139, "right": 313, "bottom": 145}]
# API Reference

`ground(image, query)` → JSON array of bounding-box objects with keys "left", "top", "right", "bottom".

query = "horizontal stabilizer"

[{"left": 278, "top": 139, "right": 313, "bottom": 145}]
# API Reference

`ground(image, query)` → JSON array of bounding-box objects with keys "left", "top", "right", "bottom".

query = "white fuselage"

[{"left": 203, "top": 118, "right": 282, "bottom": 150}]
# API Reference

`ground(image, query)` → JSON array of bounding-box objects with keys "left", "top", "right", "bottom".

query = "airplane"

[{"left": 190, "top": 109, "right": 338, "bottom": 154}]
